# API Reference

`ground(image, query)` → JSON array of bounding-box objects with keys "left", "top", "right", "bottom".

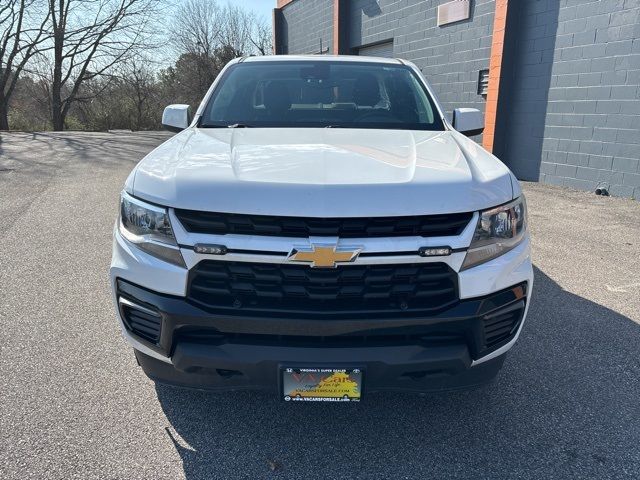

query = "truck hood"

[{"left": 131, "top": 128, "right": 514, "bottom": 216}]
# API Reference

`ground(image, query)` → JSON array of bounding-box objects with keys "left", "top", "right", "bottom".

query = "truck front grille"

[
  {"left": 174, "top": 210, "right": 473, "bottom": 238},
  {"left": 187, "top": 261, "right": 459, "bottom": 318}
]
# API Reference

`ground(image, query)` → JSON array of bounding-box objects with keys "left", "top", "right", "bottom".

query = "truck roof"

[{"left": 241, "top": 54, "right": 403, "bottom": 65}]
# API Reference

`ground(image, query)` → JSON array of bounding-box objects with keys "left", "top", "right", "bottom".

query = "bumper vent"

[
  {"left": 187, "top": 261, "right": 459, "bottom": 318},
  {"left": 119, "top": 298, "right": 162, "bottom": 343},
  {"left": 482, "top": 300, "right": 526, "bottom": 350},
  {"left": 174, "top": 210, "right": 473, "bottom": 238}
]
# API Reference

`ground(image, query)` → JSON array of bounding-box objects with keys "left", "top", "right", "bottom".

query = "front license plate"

[{"left": 282, "top": 367, "right": 363, "bottom": 402}]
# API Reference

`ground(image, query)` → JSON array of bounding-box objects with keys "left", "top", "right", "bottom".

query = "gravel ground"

[{"left": 1, "top": 131, "right": 639, "bottom": 480}]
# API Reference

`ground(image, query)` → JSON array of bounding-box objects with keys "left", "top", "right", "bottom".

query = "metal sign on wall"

[{"left": 437, "top": 0, "right": 471, "bottom": 26}]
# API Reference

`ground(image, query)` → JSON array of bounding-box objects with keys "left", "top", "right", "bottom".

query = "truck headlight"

[
  {"left": 461, "top": 196, "right": 527, "bottom": 270},
  {"left": 119, "top": 191, "right": 185, "bottom": 267}
]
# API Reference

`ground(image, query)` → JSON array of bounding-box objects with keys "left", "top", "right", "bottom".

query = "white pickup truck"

[{"left": 110, "top": 56, "right": 532, "bottom": 401}]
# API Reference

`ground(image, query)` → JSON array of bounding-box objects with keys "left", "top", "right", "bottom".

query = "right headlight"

[
  {"left": 461, "top": 196, "right": 527, "bottom": 270},
  {"left": 119, "top": 191, "right": 185, "bottom": 268}
]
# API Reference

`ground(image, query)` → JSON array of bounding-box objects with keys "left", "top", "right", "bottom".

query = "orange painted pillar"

[
  {"left": 333, "top": 0, "right": 349, "bottom": 55},
  {"left": 483, "top": 0, "right": 509, "bottom": 152}
]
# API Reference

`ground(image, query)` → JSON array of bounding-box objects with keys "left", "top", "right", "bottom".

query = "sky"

[{"left": 228, "top": 0, "right": 274, "bottom": 21}]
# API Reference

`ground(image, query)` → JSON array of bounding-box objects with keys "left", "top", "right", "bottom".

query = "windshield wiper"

[{"left": 199, "top": 123, "right": 253, "bottom": 128}]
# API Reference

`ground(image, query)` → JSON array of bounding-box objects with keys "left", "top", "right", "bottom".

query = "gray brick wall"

[
  {"left": 281, "top": 0, "right": 333, "bottom": 54},
  {"left": 350, "top": 0, "right": 495, "bottom": 128},
  {"left": 496, "top": 0, "right": 640, "bottom": 199}
]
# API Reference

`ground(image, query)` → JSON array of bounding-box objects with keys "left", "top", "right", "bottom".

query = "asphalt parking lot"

[{"left": 1, "top": 131, "right": 639, "bottom": 480}]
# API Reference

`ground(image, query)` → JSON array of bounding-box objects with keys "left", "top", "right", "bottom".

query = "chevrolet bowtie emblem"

[{"left": 288, "top": 244, "right": 362, "bottom": 268}]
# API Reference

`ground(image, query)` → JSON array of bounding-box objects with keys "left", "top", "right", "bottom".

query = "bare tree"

[
  {"left": 167, "top": 0, "right": 271, "bottom": 106},
  {"left": 3, "top": 0, "right": 272, "bottom": 131},
  {"left": 171, "top": 1, "right": 272, "bottom": 61},
  {"left": 219, "top": 4, "right": 252, "bottom": 58},
  {"left": 120, "top": 59, "right": 156, "bottom": 130},
  {"left": 249, "top": 17, "right": 273, "bottom": 56},
  {"left": 0, "top": 0, "right": 49, "bottom": 130},
  {"left": 45, "top": 0, "right": 158, "bottom": 130},
  {"left": 170, "top": 0, "right": 224, "bottom": 95},
  {"left": 219, "top": 6, "right": 272, "bottom": 57},
  {"left": 171, "top": 0, "right": 223, "bottom": 58}
]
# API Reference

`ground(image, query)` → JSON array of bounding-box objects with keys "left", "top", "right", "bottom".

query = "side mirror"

[
  {"left": 162, "top": 104, "right": 192, "bottom": 132},
  {"left": 452, "top": 108, "right": 484, "bottom": 137}
]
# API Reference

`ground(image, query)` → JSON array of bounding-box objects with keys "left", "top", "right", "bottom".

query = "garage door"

[{"left": 357, "top": 41, "right": 394, "bottom": 58}]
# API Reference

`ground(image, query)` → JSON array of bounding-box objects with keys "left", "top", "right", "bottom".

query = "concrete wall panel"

[
  {"left": 496, "top": 0, "right": 640, "bottom": 198},
  {"left": 281, "top": 0, "right": 334, "bottom": 54}
]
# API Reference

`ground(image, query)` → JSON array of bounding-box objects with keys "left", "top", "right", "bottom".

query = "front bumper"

[
  {"left": 110, "top": 225, "right": 533, "bottom": 393},
  {"left": 115, "top": 278, "right": 527, "bottom": 393},
  {"left": 135, "top": 348, "right": 507, "bottom": 393}
]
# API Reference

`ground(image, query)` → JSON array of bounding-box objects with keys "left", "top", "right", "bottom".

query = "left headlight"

[
  {"left": 119, "top": 191, "right": 185, "bottom": 267},
  {"left": 461, "top": 196, "right": 527, "bottom": 270}
]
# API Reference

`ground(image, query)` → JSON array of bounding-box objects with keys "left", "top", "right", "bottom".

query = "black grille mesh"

[
  {"left": 188, "top": 261, "right": 458, "bottom": 317},
  {"left": 482, "top": 301, "right": 525, "bottom": 350},
  {"left": 174, "top": 210, "right": 473, "bottom": 238},
  {"left": 121, "top": 304, "right": 162, "bottom": 343}
]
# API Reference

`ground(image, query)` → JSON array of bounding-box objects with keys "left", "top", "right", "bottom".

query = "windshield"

[{"left": 199, "top": 61, "right": 445, "bottom": 130}]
